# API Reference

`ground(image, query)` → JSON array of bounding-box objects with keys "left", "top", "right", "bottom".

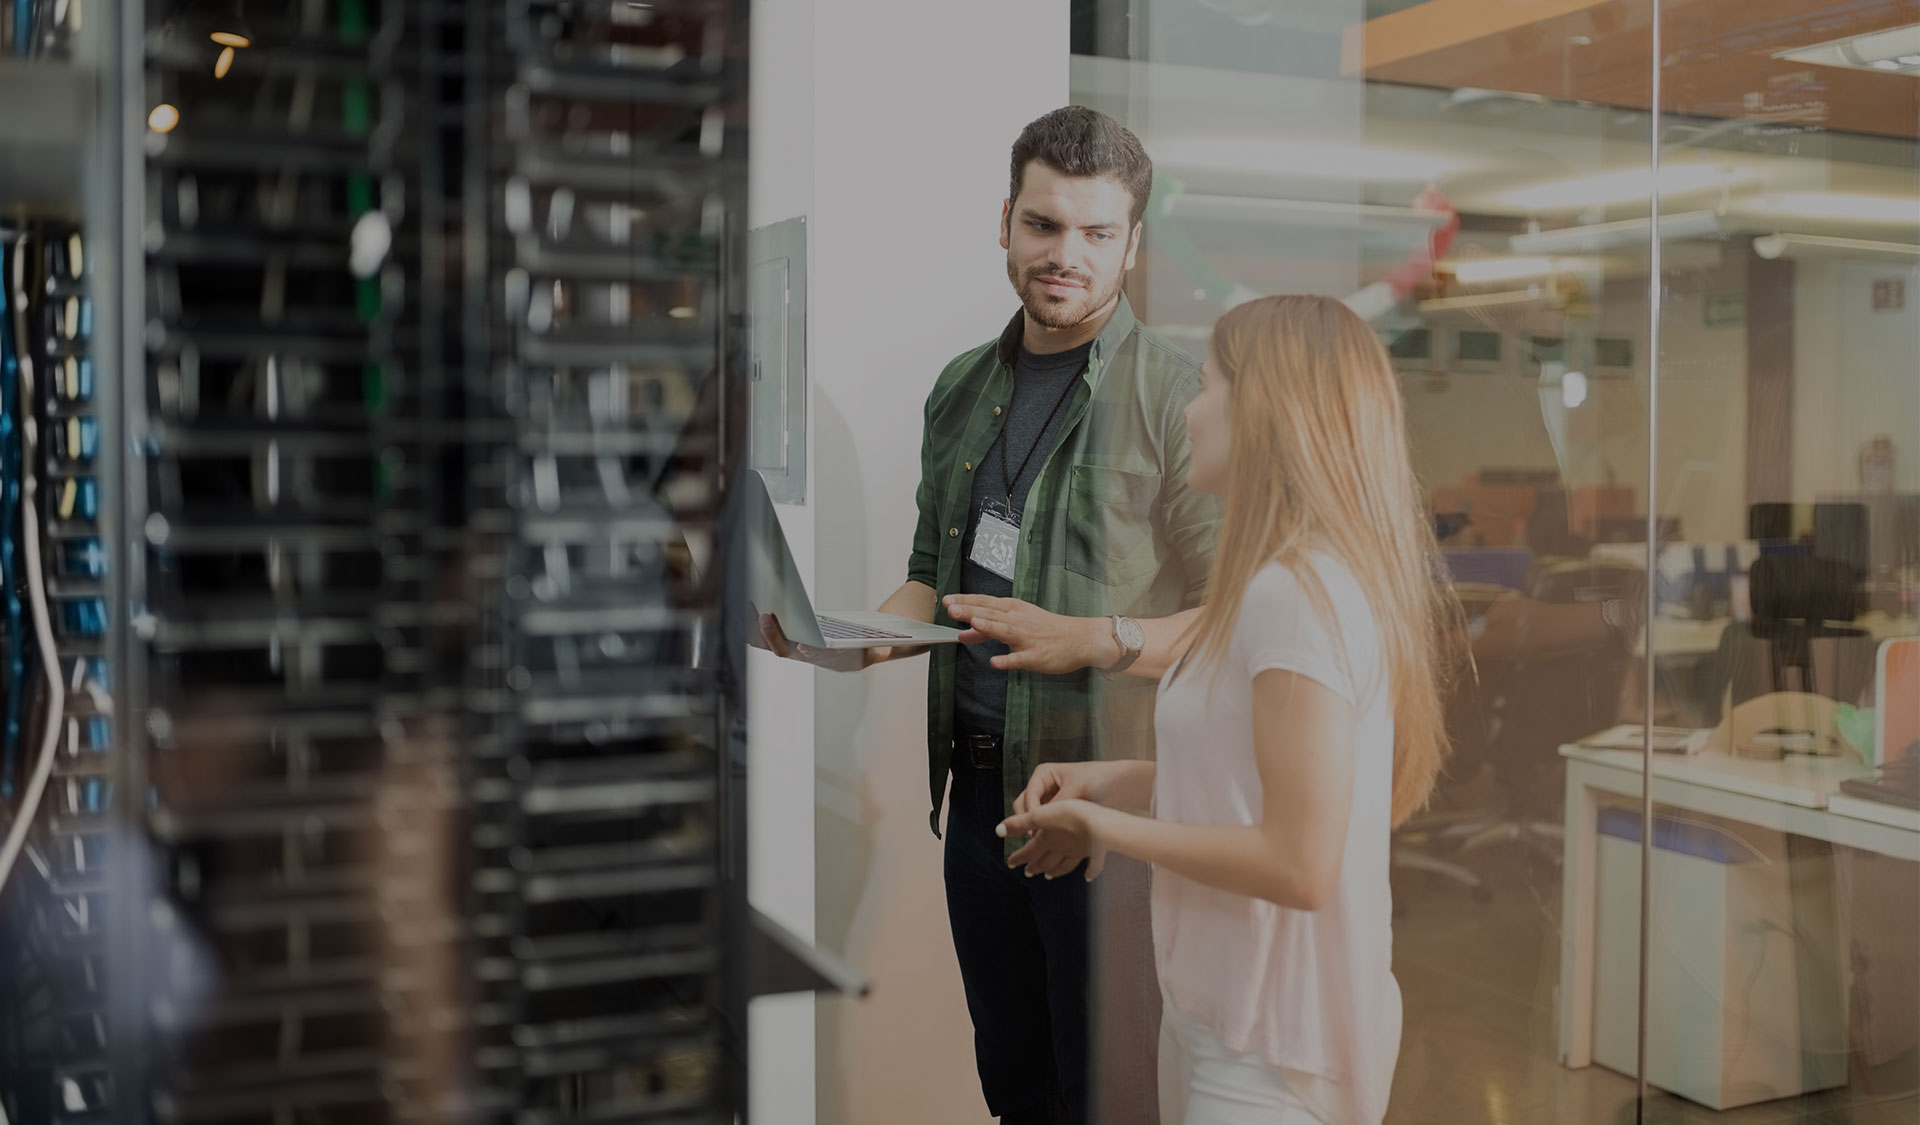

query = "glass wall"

[
  {"left": 1645, "top": 3, "right": 1920, "bottom": 1121},
  {"left": 1072, "top": 0, "right": 1919, "bottom": 1122}
]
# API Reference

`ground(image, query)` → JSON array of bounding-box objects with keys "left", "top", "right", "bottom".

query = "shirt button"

[
  {"left": 993, "top": 406, "right": 1003, "bottom": 416},
  {"left": 949, "top": 527, "right": 959, "bottom": 538},
  {"left": 964, "top": 461, "right": 973, "bottom": 471}
]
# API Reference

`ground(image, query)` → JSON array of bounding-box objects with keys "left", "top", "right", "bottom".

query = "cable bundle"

[{"left": 3, "top": 0, "right": 78, "bottom": 58}]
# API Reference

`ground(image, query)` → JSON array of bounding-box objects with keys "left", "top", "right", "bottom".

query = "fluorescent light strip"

[
  {"left": 1752, "top": 233, "right": 1920, "bottom": 260},
  {"left": 1417, "top": 290, "right": 1546, "bottom": 313},
  {"left": 1446, "top": 256, "right": 1572, "bottom": 284},
  {"left": 1165, "top": 194, "right": 1452, "bottom": 229},
  {"left": 1509, "top": 210, "right": 1730, "bottom": 254},
  {"left": 1154, "top": 138, "right": 1459, "bottom": 183},
  {"left": 1736, "top": 192, "right": 1919, "bottom": 226},
  {"left": 1775, "top": 22, "right": 1920, "bottom": 74},
  {"left": 1498, "top": 165, "right": 1753, "bottom": 211}
]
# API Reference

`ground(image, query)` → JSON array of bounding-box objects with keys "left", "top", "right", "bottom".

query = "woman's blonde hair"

[{"left": 1178, "top": 295, "right": 1460, "bottom": 827}]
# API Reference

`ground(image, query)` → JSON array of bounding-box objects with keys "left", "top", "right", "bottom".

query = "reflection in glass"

[
  {"left": 1076, "top": 2, "right": 1663, "bottom": 1121},
  {"left": 1647, "top": 0, "right": 1920, "bottom": 1121}
]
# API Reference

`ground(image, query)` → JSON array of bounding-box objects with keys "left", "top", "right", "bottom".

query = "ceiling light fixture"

[
  {"left": 1153, "top": 137, "right": 1460, "bottom": 184},
  {"left": 1775, "top": 22, "right": 1920, "bottom": 75},
  {"left": 1735, "top": 192, "right": 1920, "bottom": 226},
  {"left": 1561, "top": 371, "right": 1589, "bottom": 409},
  {"left": 1445, "top": 255, "right": 1583, "bottom": 285},
  {"left": 148, "top": 104, "right": 181, "bottom": 134},
  {"left": 204, "top": 0, "right": 254, "bottom": 50},
  {"left": 1417, "top": 290, "right": 1546, "bottom": 314},
  {"left": 1497, "top": 164, "right": 1754, "bottom": 211},
  {"left": 1163, "top": 193, "right": 1454, "bottom": 230},
  {"left": 1509, "top": 210, "right": 1732, "bottom": 254},
  {"left": 1752, "top": 233, "right": 1920, "bottom": 260}
]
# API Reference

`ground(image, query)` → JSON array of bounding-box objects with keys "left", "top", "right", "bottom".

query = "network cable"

[
  {"left": 0, "top": 432, "right": 62, "bottom": 897},
  {"left": 7, "top": 0, "right": 72, "bottom": 59},
  {"left": 0, "top": 233, "right": 65, "bottom": 899},
  {"left": 1, "top": 235, "right": 31, "bottom": 798},
  {"left": 0, "top": 335, "right": 60, "bottom": 1125}
]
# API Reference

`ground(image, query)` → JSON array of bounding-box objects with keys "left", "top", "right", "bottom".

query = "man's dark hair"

[{"left": 1008, "top": 106, "right": 1153, "bottom": 229}]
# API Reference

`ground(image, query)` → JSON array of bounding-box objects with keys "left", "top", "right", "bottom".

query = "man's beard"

[{"left": 1008, "top": 260, "right": 1122, "bottom": 330}]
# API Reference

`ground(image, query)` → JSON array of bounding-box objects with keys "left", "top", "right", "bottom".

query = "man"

[{"left": 761, "top": 106, "right": 1219, "bottom": 1125}]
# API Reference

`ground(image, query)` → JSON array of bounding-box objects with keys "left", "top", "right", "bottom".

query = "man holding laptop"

[{"left": 757, "top": 106, "right": 1219, "bottom": 1125}]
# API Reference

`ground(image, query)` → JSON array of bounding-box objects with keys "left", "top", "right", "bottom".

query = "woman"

[{"left": 994, "top": 295, "right": 1458, "bottom": 1125}]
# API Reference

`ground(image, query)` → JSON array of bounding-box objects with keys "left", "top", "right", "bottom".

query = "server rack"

[
  {"left": 0, "top": 1, "right": 754, "bottom": 1121},
  {"left": 465, "top": 0, "right": 748, "bottom": 1118}
]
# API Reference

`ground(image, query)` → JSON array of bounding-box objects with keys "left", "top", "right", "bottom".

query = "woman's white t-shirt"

[{"left": 1151, "top": 556, "right": 1401, "bottom": 1125}]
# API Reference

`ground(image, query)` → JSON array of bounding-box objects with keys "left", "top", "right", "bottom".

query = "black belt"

[{"left": 953, "top": 732, "right": 1003, "bottom": 770}]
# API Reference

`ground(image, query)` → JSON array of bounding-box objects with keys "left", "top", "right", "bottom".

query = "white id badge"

[{"left": 969, "top": 504, "right": 1021, "bottom": 582}]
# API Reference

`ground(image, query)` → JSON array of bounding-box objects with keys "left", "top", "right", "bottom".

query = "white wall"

[
  {"left": 1651, "top": 262, "right": 1751, "bottom": 544},
  {"left": 1792, "top": 257, "right": 1920, "bottom": 500},
  {"left": 746, "top": 4, "right": 1070, "bottom": 1125},
  {"left": 745, "top": 0, "right": 818, "bottom": 1116},
  {"left": 1400, "top": 257, "right": 1754, "bottom": 547},
  {"left": 808, "top": 8, "right": 1068, "bottom": 1122},
  {"left": 1403, "top": 249, "right": 1920, "bottom": 549}
]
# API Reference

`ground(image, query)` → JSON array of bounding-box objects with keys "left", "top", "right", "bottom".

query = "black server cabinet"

[{"left": 0, "top": 1, "right": 751, "bottom": 1122}]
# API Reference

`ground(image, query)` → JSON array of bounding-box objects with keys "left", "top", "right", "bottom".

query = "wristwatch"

[{"left": 1103, "top": 615, "right": 1145, "bottom": 677}]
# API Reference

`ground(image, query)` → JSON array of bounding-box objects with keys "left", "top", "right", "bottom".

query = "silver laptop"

[{"left": 742, "top": 470, "right": 964, "bottom": 650}]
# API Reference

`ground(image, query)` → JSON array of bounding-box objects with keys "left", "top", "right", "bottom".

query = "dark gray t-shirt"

[{"left": 954, "top": 340, "right": 1091, "bottom": 736}]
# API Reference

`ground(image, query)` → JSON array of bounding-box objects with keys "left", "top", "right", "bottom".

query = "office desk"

[
  {"left": 1829, "top": 792, "right": 1920, "bottom": 836},
  {"left": 1555, "top": 745, "right": 1919, "bottom": 1068},
  {"left": 1637, "top": 614, "right": 1920, "bottom": 659},
  {"left": 1638, "top": 618, "right": 1732, "bottom": 659}
]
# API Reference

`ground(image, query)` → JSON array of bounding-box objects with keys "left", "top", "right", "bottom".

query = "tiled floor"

[{"left": 1387, "top": 849, "right": 1919, "bottom": 1125}]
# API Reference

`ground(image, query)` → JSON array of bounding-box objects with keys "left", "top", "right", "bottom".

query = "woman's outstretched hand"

[{"left": 998, "top": 798, "right": 1110, "bottom": 881}]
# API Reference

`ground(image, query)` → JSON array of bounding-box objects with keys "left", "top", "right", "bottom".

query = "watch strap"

[{"left": 1105, "top": 614, "right": 1143, "bottom": 675}]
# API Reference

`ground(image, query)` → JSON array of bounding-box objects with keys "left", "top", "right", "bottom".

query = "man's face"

[{"left": 1000, "top": 162, "right": 1141, "bottom": 332}]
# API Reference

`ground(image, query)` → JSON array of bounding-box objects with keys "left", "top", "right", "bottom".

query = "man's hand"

[
  {"left": 755, "top": 613, "right": 889, "bottom": 673},
  {"left": 943, "top": 595, "right": 1114, "bottom": 675},
  {"left": 996, "top": 798, "right": 1112, "bottom": 881}
]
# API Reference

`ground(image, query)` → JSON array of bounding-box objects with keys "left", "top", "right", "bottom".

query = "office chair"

[
  {"left": 1391, "top": 589, "right": 1502, "bottom": 903},
  {"left": 1700, "top": 556, "right": 1875, "bottom": 749},
  {"left": 1444, "top": 560, "right": 1643, "bottom": 873}
]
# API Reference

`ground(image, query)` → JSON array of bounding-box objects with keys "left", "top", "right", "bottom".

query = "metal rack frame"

[{"left": 4, "top": 1, "right": 760, "bottom": 1121}]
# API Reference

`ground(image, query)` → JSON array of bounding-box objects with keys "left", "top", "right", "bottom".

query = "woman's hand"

[
  {"left": 1017, "top": 759, "right": 1157, "bottom": 817},
  {"left": 1014, "top": 760, "right": 1103, "bottom": 814},
  {"left": 997, "top": 798, "right": 1112, "bottom": 881}
]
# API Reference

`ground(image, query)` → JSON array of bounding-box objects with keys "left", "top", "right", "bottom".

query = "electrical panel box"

[{"left": 749, "top": 217, "right": 807, "bottom": 503}]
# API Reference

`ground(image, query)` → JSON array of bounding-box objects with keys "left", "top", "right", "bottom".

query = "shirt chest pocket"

[{"left": 1065, "top": 466, "right": 1160, "bottom": 587}]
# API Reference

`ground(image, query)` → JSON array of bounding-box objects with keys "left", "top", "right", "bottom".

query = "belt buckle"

[{"left": 962, "top": 733, "right": 1000, "bottom": 769}]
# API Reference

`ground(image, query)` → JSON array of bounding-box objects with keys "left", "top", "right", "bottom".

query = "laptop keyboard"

[{"left": 818, "top": 616, "right": 913, "bottom": 642}]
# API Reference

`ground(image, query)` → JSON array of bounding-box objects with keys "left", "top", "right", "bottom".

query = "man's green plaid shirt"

[{"left": 908, "top": 295, "right": 1222, "bottom": 835}]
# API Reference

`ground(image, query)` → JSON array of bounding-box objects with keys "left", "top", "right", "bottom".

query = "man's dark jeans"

[{"left": 944, "top": 755, "right": 1090, "bottom": 1125}]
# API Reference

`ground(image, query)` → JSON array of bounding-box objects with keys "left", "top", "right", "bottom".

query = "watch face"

[{"left": 1117, "top": 617, "right": 1146, "bottom": 651}]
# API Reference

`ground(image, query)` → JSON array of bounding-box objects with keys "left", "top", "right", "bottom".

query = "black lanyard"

[{"left": 998, "top": 373, "right": 1081, "bottom": 513}]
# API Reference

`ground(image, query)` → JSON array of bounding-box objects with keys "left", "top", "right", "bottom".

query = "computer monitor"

[
  {"left": 1749, "top": 501, "right": 1794, "bottom": 542},
  {"left": 1751, "top": 500, "right": 1863, "bottom": 561},
  {"left": 1813, "top": 502, "right": 1870, "bottom": 580},
  {"left": 1593, "top": 515, "right": 1680, "bottom": 544},
  {"left": 1441, "top": 547, "right": 1533, "bottom": 590}
]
